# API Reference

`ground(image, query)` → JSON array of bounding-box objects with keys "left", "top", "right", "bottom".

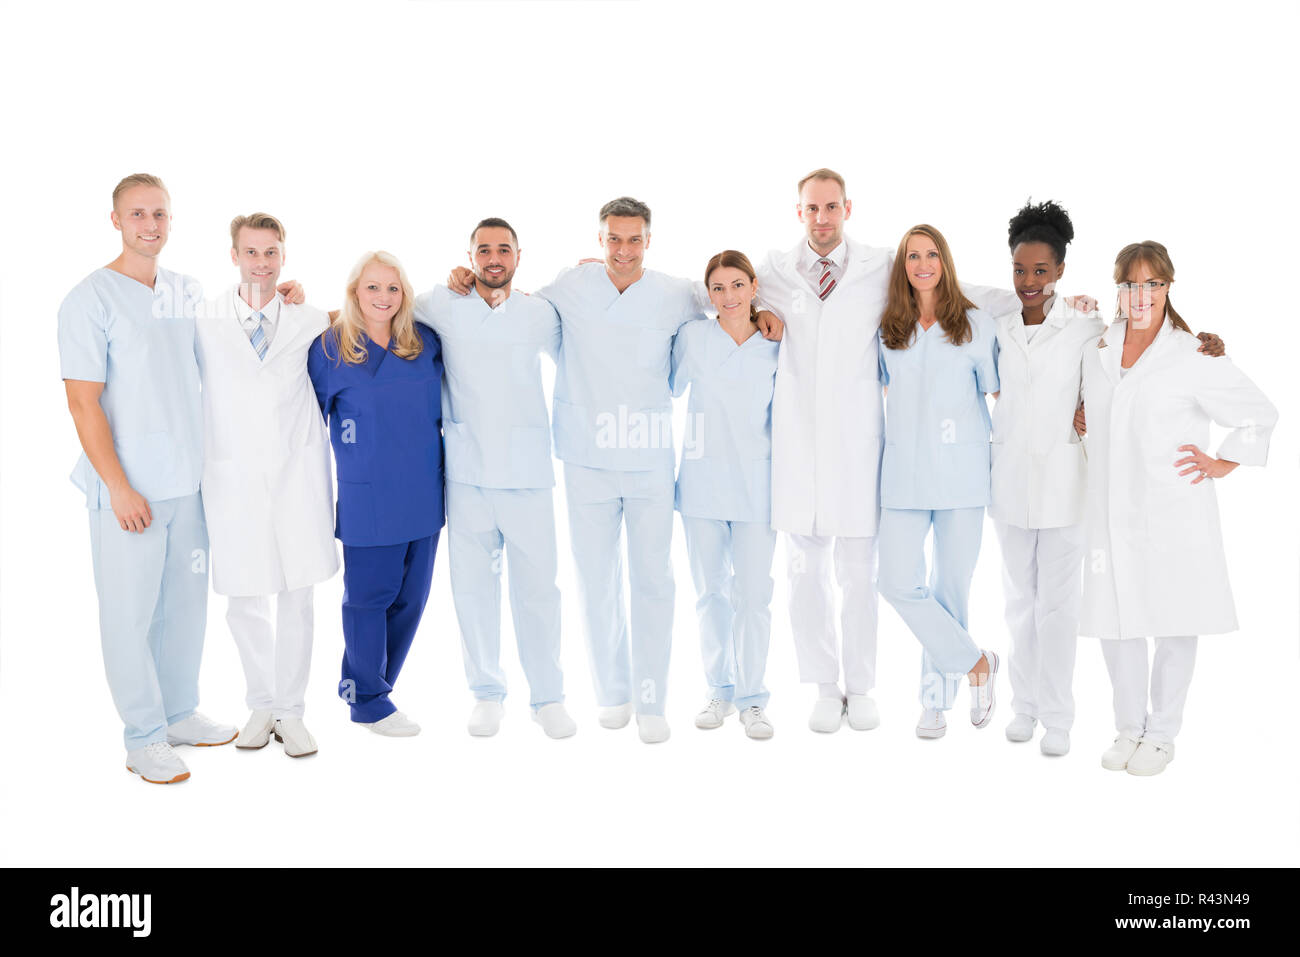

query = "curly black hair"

[{"left": 1007, "top": 199, "right": 1074, "bottom": 263}]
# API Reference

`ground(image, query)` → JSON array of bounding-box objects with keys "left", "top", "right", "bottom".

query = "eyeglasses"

[{"left": 1116, "top": 281, "right": 1168, "bottom": 293}]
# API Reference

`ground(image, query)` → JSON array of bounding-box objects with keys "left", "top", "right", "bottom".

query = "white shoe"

[
  {"left": 1040, "top": 728, "right": 1070, "bottom": 756},
  {"left": 808, "top": 695, "right": 846, "bottom": 733},
  {"left": 598, "top": 703, "right": 634, "bottom": 729},
  {"left": 1100, "top": 734, "right": 1141, "bottom": 770},
  {"left": 1126, "top": 739, "right": 1174, "bottom": 776},
  {"left": 740, "top": 706, "right": 774, "bottom": 740},
  {"left": 363, "top": 711, "right": 421, "bottom": 737},
  {"left": 969, "top": 650, "right": 999, "bottom": 728},
  {"left": 846, "top": 693, "right": 880, "bottom": 731},
  {"left": 532, "top": 703, "right": 577, "bottom": 739},
  {"left": 468, "top": 700, "right": 504, "bottom": 737},
  {"left": 636, "top": 714, "right": 670, "bottom": 743},
  {"left": 166, "top": 711, "right": 238, "bottom": 747},
  {"left": 125, "top": 741, "right": 190, "bottom": 784},
  {"left": 1005, "top": 713, "right": 1036, "bottom": 743},
  {"left": 273, "top": 718, "right": 318, "bottom": 757},
  {"left": 236, "top": 709, "right": 276, "bottom": 750},
  {"left": 916, "top": 708, "right": 947, "bottom": 739},
  {"left": 695, "top": 698, "right": 736, "bottom": 729}
]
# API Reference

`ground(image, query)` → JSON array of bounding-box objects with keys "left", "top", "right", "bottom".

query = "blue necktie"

[{"left": 248, "top": 311, "right": 269, "bottom": 360}]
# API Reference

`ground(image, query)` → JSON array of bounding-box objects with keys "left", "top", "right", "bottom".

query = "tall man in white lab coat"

[
  {"left": 195, "top": 213, "right": 339, "bottom": 758},
  {"left": 758, "top": 169, "right": 891, "bottom": 733}
]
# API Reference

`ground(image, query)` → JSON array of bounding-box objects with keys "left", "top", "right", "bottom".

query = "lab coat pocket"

[{"left": 510, "top": 425, "right": 553, "bottom": 486}]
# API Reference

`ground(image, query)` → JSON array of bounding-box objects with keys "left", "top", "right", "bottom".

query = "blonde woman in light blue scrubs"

[
  {"left": 672, "top": 250, "right": 780, "bottom": 740},
  {"left": 875, "top": 224, "right": 1000, "bottom": 741}
]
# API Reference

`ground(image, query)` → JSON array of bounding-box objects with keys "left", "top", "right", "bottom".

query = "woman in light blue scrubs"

[
  {"left": 875, "top": 225, "right": 1000, "bottom": 741},
  {"left": 671, "top": 250, "right": 780, "bottom": 740}
]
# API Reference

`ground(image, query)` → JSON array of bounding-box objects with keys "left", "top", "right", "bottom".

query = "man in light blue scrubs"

[
  {"left": 59, "top": 173, "right": 238, "bottom": 784},
  {"left": 414, "top": 218, "right": 576, "bottom": 740}
]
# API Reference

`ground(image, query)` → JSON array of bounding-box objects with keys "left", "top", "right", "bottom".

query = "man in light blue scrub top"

[
  {"left": 414, "top": 218, "right": 576, "bottom": 741},
  {"left": 59, "top": 173, "right": 238, "bottom": 784}
]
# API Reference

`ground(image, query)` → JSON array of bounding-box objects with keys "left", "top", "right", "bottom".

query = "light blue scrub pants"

[
  {"left": 87, "top": 492, "right": 209, "bottom": 750},
  {"left": 681, "top": 516, "right": 776, "bottom": 709},
  {"left": 563, "top": 462, "right": 675, "bottom": 716},
  {"left": 447, "top": 481, "right": 564, "bottom": 709},
  {"left": 877, "top": 507, "right": 984, "bottom": 712}
]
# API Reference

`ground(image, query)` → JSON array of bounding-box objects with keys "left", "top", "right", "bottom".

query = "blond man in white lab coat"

[{"left": 195, "top": 212, "right": 339, "bottom": 758}]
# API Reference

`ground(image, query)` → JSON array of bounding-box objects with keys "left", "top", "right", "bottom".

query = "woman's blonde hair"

[
  {"left": 324, "top": 250, "right": 423, "bottom": 365},
  {"left": 1112, "top": 240, "right": 1191, "bottom": 334},
  {"left": 881, "top": 224, "right": 975, "bottom": 350}
]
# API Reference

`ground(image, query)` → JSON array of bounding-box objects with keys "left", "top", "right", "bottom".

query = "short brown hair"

[
  {"left": 797, "top": 168, "right": 846, "bottom": 201},
  {"left": 112, "top": 173, "right": 168, "bottom": 208},
  {"left": 230, "top": 212, "right": 286, "bottom": 248}
]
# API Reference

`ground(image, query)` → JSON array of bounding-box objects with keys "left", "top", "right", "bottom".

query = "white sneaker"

[
  {"left": 846, "top": 693, "right": 880, "bottom": 731},
  {"left": 969, "top": 650, "right": 999, "bottom": 728},
  {"left": 1126, "top": 739, "right": 1174, "bottom": 776},
  {"left": 740, "top": 706, "right": 774, "bottom": 740},
  {"left": 808, "top": 695, "right": 846, "bottom": 733},
  {"left": 273, "top": 718, "right": 318, "bottom": 757},
  {"left": 1005, "top": 713, "right": 1036, "bottom": 743},
  {"left": 598, "top": 703, "right": 633, "bottom": 729},
  {"left": 916, "top": 708, "right": 947, "bottom": 739},
  {"left": 167, "top": 711, "right": 238, "bottom": 747},
  {"left": 1040, "top": 728, "right": 1070, "bottom": 756},
  {"left": 695, "top": 698, "right": 736, "bottom": 729},
  {"left": 468, "top": 700, "right": 504, "bottom": 737},
  {"left": 636, "top": 714, "right": 671, "bottom": 743},
  {"left": 125, "top": 741, "right": 190, "bottom": 784},
  {"left": 532, "top": 703, "right": 577, "bottom": 739},
  {"left": 1100, "top": 734, "right": 1141, "bottom": 771},
  {"left": 363, "top": 711, "right": 421, "bottom": 737},
  {"left": 236, "top": 709, "right": 275, "bottom": 749}
]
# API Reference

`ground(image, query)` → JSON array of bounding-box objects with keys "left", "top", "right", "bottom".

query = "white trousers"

[
  {"left": 1100, "top": 635, "right": 1198, "bottom": 747},
  {"left": 994, "top": 520, "right": 1085, "bottom": 731},
  {"left": 785, "top": 532, "right": 877, "bottom": 695},
  {"left": 227, "top": 585, "right": 314, "bottom": 719}
]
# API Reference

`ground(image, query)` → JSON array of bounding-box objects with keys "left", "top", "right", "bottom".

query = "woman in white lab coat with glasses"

[{"left": 1079, "top": 240, "right": 1276, "bottom": 776}]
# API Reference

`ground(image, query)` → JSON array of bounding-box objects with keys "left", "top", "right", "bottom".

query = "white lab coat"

[
  {"left": 758, "top": 237, "right": 890, "bottom": 537},
  {"left": 990, "top": 295, "right": 1106, "bottom": 529},
  {"left": 1079, "top": 318, "right": 1276, "bottom": 638},
  {"left": 195, "top": 288, "right": 339, "bottom": 597}
]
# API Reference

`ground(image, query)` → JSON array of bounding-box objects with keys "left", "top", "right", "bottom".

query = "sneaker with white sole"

[
  {"left": 167, "top": 711, "right": 238, "bottom": 747},
  {"left": 846, "top": 693, "right": 880, "bottom": 731},
  {"left": 468, "top": 700, "right": 504, "bottom": 737},
  {"left": 1005, "top": 713, "right": 1036, "bottom": 743},
  {"left": 532, "top": 703, "right": 577, "bottom": 739},
  {"left": 916, "top": 708, "right": 947, "bottom": 739},
  {"left": 808, "top": 695, "right": 846, "bottom": 733},
  {"left": 362, "top": 711, "right": 421, "bottom": 737},
  {"left": 1126, "top": 739, "right": 1174, "bottom": 776},
  {"left": 273, "top": 718, "right": 318, "bottom": 757},
  {"left": 636, "top": 714, "right": 670, "bottom": 743},
  {"left": 236, "top": 709, "right": 275, "bottom": 750},
  {"left": 969, "top": 650, "right": 1000, "bottom": 728},
  {"left": 1100, "top": 734, "right": 1141, "bottom": 770},
  {"left": 740, "top": 706, "right": 774, "bottom": 740},
  {"left": 1040, "top": 728, "right": 1070, "bottom": 756},
  {"left": 695, "top": 698, "right": 736, "bottom": 729},
  {"left": 126, "top": 741, "right": 190, "bottom": 784},
  {"left": 598, "top": 703, "right": 633, "bottom": 729}
]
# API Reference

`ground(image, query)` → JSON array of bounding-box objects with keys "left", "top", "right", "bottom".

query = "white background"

[{"left": 1, "top": 0, "right": 1296, "bottom": 867}]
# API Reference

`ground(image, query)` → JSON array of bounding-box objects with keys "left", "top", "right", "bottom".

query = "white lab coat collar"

[
  {"left": 799, "top": 238, "right": 847, "bottom": 273},
  {"left": 1097, "top": 314, "right": 1176, "bottom": 384}
]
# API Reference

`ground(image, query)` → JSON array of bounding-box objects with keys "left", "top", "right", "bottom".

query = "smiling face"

[
  {"left": 904, "top": 233, "right": 942, "bottom": 293},
  {"left": 707, "top": 265, "right": 757, "bottom": 321},
  {"left": 797, "top": 177, "right": 851, "bottom": 255},
  {"left": 599, "top": 215, "right": 648, "bottom": 279},
  {"left": 1012, "top": 240, "right": 1064, "bottom": 309},
  {"left": 111, "top": 185, "right": 171, "bottom": 258},
  {"left": 1117, "top": 259, "right": 1170, "bottom": 328},
  {"left": 469, "top": 225, "right": 518, "bottom": 290},
  {"left": 232, "top": 226, "right": 284, "bottom": 290},
  {"left": 356, "top": 262, "right": 402, "bottom": 325}
]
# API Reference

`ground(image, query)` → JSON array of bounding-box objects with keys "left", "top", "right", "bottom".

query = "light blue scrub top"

[
  {"left": 414, "top": 285, "right": 560, "bottom": 490},
  {"left": 57, "top": 266, "right": 205, "bottom": 509},
  {"left": 670, "top": 320, "right": 779, "bottom": 524},
  {"left": 538, "top": 263, "right": 706, "bottom": 472},
  {"left": 878, "top": 308, "right": 1000, "bottom": 510}
]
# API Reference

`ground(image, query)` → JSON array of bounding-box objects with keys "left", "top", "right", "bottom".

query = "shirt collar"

[
  {"left": 800, "top": 238, "right": 847, "bottom": 273},
  {"left": 234, "top": 289, "right": 282, "bottom": 326}
]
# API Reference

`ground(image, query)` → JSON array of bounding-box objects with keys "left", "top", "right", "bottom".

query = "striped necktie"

[
  {"left": 248, "top": 311, "right": 269, "bottom": 360},
  {"left": 818, "top": 258, "right": 837, "bottom": 300}
]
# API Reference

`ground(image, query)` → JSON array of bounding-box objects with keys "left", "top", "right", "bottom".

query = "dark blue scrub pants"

[{"left": 339, "top": 533, "right": 439, "bottom": 722}]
